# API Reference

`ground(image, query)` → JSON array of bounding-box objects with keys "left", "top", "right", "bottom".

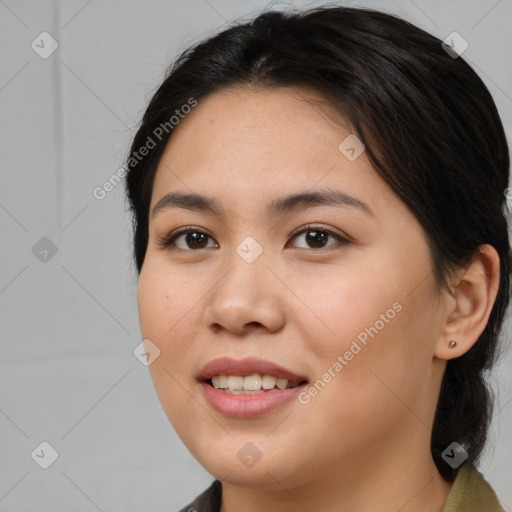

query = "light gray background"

[{"left": 1, "top": 0, "right": 511, "bottom": 510}]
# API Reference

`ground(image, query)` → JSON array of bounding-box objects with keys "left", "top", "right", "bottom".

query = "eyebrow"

[{"left": 151, "top": 187, "right": 374, "bottom": 219}]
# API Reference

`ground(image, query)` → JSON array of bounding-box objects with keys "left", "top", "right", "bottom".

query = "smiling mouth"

[{"left": 205, "top": 374, "right": 308, "bottom": 394}]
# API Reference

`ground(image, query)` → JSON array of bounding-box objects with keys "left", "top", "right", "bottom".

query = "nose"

[{"left": 202, "top": 252, "right": 287, "bottom": 336}]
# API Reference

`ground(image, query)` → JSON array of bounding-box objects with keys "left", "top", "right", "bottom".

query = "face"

[{"left": 137, "top": 86, "right": 447, "bottom": 490}]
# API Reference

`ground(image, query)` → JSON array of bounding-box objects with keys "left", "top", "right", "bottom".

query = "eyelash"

[{"left": 157, "top": 224, "right": 350, "bottom": 252}]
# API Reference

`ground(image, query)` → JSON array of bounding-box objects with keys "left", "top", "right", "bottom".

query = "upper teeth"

[{"left": 211, "top": 374, "right": 301, "bottom": 391}]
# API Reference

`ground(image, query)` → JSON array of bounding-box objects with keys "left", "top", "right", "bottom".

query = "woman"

[{"left": 125, "top": 5, "right": 510, "bottom": 511}]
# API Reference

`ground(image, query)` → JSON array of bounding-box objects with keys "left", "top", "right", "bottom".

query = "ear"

[{"left": 434, "top": 244, "right": 501, "bottom": 360}]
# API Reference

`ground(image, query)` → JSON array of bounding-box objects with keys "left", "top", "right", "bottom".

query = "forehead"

[
  {"left": 158, "top": 85, "right": 351, "bottom": 163},
  {"left": 149, "top": 86, "right": 402, "bottom": 222}
]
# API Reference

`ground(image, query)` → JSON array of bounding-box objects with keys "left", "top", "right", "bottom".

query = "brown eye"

[
  {"left": 288, "top": 225, "right": 349, "bottom": 250},
  {"left": 179, "top": 231, "right": 210, "bottom": 249},
  {"left": 159, "top": 227, "right": 218, "bottom": 250},
  {"left": 158, "top": 224, "right": 349, "bottom": 252}
]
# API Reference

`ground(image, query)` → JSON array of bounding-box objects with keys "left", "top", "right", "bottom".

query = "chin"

[{"left": 185, "top": 437, "right": 312, "bottom": 491}]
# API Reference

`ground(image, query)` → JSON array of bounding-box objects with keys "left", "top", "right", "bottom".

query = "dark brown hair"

[{"left": 125, "top": 5, "right": 511, "bottom": 481}]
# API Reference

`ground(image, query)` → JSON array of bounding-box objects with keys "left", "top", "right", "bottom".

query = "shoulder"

[{"left": 177, "top": 480, "right": 222, "bottom": 512}]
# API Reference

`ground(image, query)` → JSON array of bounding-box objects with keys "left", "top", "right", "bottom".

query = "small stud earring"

[{"left": 449, "top": 340, "right": 457, "bottom": 349}]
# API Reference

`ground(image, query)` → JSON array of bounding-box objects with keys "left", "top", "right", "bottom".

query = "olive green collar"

[{"left": 441, "top": 465, "right": 504, "bottom": 512}]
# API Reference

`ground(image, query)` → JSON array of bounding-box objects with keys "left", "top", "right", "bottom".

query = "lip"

[
  {"left": 198, "top": 356, "right": 308, "bottom": 382},
  {"left": 198, "top": 357, "right": 309, "bottom": 418},
  {"left": 201, "top": 382, "right": 307, "bottom": 418}
]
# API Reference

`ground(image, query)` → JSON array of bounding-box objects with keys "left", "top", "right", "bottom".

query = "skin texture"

[{"left": 137, "top": 86, "right": 500, "bottom": 512}]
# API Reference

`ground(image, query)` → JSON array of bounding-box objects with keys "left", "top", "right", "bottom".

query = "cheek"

[
  {"left": 137, "top": 265, "right": 198, "bottom": 387},
  {"left": 137, "top": 262, "right": 194, "bottom": 341},
  {"left": 291, "top": 261, "right": 403, "bottom": 356},
  {"left": 294, "top": 258, "right": 430, "bottom": 411},
  {"left": 137, "top": 265, "right": 202, "bottom": 426}
]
